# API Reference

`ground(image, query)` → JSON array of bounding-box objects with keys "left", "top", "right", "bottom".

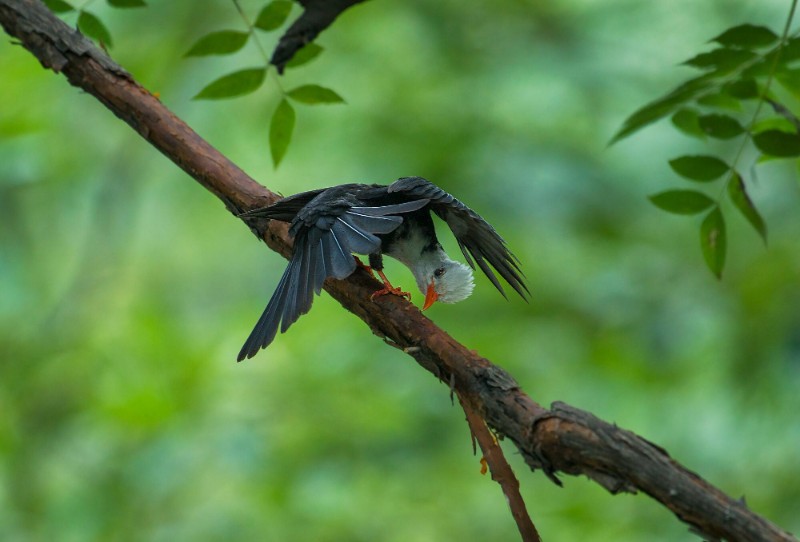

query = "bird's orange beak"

[{"left": 423, "top": 282, "right": 438, "bottom": 311}]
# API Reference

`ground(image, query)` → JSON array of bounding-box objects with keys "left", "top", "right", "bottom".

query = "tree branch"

[{"left": 1, "top": 1, "right": 795, "bottom": 541}]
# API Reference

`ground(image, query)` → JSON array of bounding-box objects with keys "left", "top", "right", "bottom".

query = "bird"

[{"left": 237, "top": 176, "right": 528, "bottom": 360}]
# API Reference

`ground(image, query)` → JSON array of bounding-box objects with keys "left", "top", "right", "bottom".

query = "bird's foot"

[
  {"left": 371, "top": 284, "right": 412, "bottom": 302},
  {"left": 370, "top": 269, "right": 411, "bottom": 302}
]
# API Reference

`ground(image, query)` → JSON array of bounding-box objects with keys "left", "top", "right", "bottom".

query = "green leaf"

[
  {"left": 741, "top": 59, "right": 774, "bottom": 79},
  {"left": 270, "top": 99, "right": 295, "bottom": 168},
  {"left": 649, "top": 190, "right": 715, "bottom": 215},
  {"left": 752, "top": 129, "right": 800, "bottom": 157},
  {"left": 254, "top": 1, "right": 293, "bottom": 31},
  {"left": 711, "top": 24, "right": 778, "bottom": 49},
  {"left": 78, "top": 11, "right": 113, "bottom": 48},
  {"left": 727, "top": 173, "right": 767, "bottom": 244},
  {"left": 43, "top": 0, "right": 74, "bottom": 13},
  {"left": 611, "top": 77, "right": 715, "bottom": 144},
  {"left": 285, "top": 43, "right": 323, "bottom": 69},
  {"left": 669, "top": 155, "right": 729, "bottom": 182},
  {"left": 700, "top": 206, "right": 726, "bottom": 279},
  {"left": 287, "top": 85, "right": 345, "bottom": 105},
  {"left": 108, "top": 0, "right": 146, "bottom": 7},
  {"left": 775, "top": 69, "right": 800, "bottom": 100},
  {"left": 723, "top": 79, "right": 759, "bottom": 100},
  {"left": 185, "top": 31, "right": 249, "bottom": 57},
  {"left": 697, "top": 114, "right": 744, "bottom": 139},
  {"left": 696, "top": 92, "right": 741, "bottom": 111},
  {"left": 683, "top": 48, "right": 756, "bottom": 73},
  {"left": 751, "top": 117, "right": 797, "bottom": 134},
  {"left": 193, "top": 68, "right": 266, "bottom": 100},
  {"left": 780, "top": 36, "right": 800, "bottom": 63},
  {"left": 671, "top": 108, "right": 706, "bottom": 139}
]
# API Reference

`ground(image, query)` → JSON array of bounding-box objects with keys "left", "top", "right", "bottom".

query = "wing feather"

[
  {"left": 237, "top": 253, "right": 297, "bottom": 361},
  {"left": 341, "top": 211, "right": 402, "bottom": 234},
  {"left": 324, "top": 228, "right": 357, "bottom": 279},
  {"left": 332, "top": 217, "right": 381, "bottom": 254},
  {"left": 348, "top": 199, "right": 430, "bottom": 216},
  {"left": 238, "top": 188, "right": 328, "bottom": 221}
]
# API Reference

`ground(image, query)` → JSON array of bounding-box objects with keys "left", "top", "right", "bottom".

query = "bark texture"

[{"left": 1, "top": 2, "right": 796, "bottom": 541}]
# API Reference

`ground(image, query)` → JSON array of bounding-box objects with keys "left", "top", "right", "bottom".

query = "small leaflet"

[
  {"left": 649, "top": 190, "right": 715, "bottom": 215},
  {"left": 185, "top": 31, "right": 250, "bottom": 57},
  {"left": 254, "top": 1, "right": 293, "bottom": 31},
  {"left": 727, "top": 173, "right": 767, "bottom": 244},
  {"left": 699, "top": 206, "right": 726, "bottom": 279},
  {"left": 270, "top": 99, "right": 295, "bottom": 167},
  {"left": 752, "top": 130, "right": 800, "bottom": 157},
  {"left": 712, "top": 24, "right": 778, "bottom": 50},
  {"left": 287, "top": 85, "right": 345, "bottom": 105},
  {"left": 668, "top": 155, "right": 729, "bottom": 182},
  {"left": 193, "top": 68, "right": 266, "bottom": 100},
  {"left": 78, "top": 11, "right": 113, "bottom": 48}
]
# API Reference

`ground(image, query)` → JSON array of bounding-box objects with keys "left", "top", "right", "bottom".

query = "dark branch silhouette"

[
  {"left": 271, "top": 0, "right": 366, "bottom": 73},
  {"left": 0, "top": 2, "right": 796, "bottom": 541}
]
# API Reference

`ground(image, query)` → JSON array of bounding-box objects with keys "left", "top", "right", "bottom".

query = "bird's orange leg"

[
  {"left": 370, "top": 269, "right": 412, "bottom": 301},
  {"left": 354, "top": 256, "right": 377, "bottom": 279}
]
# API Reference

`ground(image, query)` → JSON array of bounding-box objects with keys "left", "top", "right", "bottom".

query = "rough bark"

[{"left": 1, "top": 1, "right": 795, "bottom": 541}]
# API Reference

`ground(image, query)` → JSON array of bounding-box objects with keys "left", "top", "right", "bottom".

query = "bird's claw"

[
  {"left": 371, "top": 285, "right": 412, "bottom": 302},
  {"left": 370, "top": 268, "right": 410, "bottom": 301}
]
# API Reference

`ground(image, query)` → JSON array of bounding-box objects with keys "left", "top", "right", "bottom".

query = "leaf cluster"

[
  {"left": 615, "top": 22, "right": 800, "bottom": 277},
  {"left": 184, "top": 1, "right": 345, "bottom": 168}
]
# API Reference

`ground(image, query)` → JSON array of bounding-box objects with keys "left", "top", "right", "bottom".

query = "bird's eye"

[{"left": 433, "top": 267, "right": 445, "bottom": 278}]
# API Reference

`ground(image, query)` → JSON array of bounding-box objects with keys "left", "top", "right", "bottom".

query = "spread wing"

[
  {"left": 387, "top": 176, "right": 529, "bottom": 300},
  {"left": 238, "top": 188, "right": 429, "bottom": 360}
]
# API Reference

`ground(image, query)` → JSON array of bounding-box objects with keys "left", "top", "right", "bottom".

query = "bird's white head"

[{"left": 412, "top": 254, "right": 475, "bottom": 310}]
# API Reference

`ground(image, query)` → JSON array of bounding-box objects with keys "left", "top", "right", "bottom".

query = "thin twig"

[{"left": 459, "top": 392, "right": 541, "bottom": 542}]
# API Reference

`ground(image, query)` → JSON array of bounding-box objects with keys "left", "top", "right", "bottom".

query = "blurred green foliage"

[
  {"left": 1, "top": 1, "right": 799, "bottom": 541},
  {"left": 615, "top": 13, "right": 800, "bottom": 278}
]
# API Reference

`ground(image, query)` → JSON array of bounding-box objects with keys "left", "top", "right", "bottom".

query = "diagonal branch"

[{"left": 0, "top": 2, "right": 795, "bottom": 541}]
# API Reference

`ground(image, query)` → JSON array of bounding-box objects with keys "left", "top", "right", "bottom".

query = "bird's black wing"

[
  {"left": 238, "top": 186, "right": 429, "bottom": 360},
  {"left": 238, "top": 187, "right": 329, "bottom": 222},
  {"left": 387, "top": 176, "right": 529, "bottom": 300}
]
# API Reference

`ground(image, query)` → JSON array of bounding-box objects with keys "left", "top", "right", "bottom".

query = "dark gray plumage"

[{"left": 237, "top": 177, "right": 528, "bottom": 361}]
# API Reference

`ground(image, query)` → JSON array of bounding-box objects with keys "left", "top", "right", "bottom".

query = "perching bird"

[{"left": 237, "top": 176, "right": 528, "bottom": 360}]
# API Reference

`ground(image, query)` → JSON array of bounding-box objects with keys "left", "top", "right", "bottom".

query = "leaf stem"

[{"left": 231, "top": 0, "right": 285, "bottom": 94}]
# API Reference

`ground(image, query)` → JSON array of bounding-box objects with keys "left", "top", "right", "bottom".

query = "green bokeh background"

[{"left": 2, "top": 1, "right": 799, "bottom": 540}]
